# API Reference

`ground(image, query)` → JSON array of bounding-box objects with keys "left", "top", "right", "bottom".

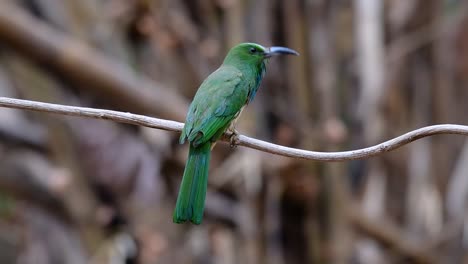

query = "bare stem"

[{"left": 1, "top": 96, "right": 467, "bottom": 162}]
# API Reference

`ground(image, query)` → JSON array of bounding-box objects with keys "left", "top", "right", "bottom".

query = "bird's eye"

[{"left": 249, "top": 47, "right": 257, "bottom": 54}]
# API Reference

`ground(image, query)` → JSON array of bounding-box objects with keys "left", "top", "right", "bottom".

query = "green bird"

[{"left": 174, "top": 43, "right": 299, "bottom": 224}]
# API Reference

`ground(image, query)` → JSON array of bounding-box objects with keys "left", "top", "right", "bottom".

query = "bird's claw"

[{"left": 228, "top": 128, "right": 240, "bottom": 148}]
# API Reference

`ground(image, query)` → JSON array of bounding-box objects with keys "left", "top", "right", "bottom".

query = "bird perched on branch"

[{"left": 174, "top": 43, "right": 299, "bottom": 224}]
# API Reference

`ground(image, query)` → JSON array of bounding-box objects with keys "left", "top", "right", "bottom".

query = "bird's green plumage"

[
  {"left": 174, "top": 43, "right": 298, "bottom": 224},
  {"left": 173, "top": 142, "right": 211, "bottom": 224}
]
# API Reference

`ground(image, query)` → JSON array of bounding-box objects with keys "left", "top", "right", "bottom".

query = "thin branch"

[{"left": 1, "top": 97, "right": 468, "bottom": 162}]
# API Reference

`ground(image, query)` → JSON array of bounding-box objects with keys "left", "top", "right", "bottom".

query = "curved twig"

[
  {"left": 238, "top": 125, "right": 468, "bottom": 161},
  {"left": 0, "top": 96, "right": 467, "bottom": 162}
]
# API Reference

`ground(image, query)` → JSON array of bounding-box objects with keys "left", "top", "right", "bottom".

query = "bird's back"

[{"left": 180, "top": 65, "right": 252, "bottom": 147}]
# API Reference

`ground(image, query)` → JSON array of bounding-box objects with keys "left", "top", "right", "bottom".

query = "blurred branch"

[
  {"left": 347, "top": 203, "right": 436, "bottom": 264},
  {"left": 387, "top": 1, "right": 468, "bottom": 66},
  {"left": 0, "top": 150, "right": 71, "bottom": 222},
  {"left": 1, "top": 97, "right": 468, "bottom": 162},
  {"left": 0, "top": 2, "right": 188, "bottom": 121}
]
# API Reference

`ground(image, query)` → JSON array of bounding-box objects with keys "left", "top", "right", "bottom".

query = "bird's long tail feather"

[{"left": 173, "top": 142, "right": 211, "bottom": 224}]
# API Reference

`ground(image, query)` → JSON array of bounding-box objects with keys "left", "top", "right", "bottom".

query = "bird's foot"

[{"left": 228, "top": 128, "right": 240, "bottom": 148}]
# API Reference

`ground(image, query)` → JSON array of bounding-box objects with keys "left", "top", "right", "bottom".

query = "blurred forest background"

[{"left": 0, "top": 0, "right": 467, "bottom": 263}]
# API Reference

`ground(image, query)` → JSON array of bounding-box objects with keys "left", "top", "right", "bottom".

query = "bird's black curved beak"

[{"left": 264, "top": 46, "right": 299, "bottom": 57}]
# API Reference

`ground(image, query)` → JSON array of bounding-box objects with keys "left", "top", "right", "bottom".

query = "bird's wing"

[{"left": 181, "top": 65, "right": 249, "bottom": 146}]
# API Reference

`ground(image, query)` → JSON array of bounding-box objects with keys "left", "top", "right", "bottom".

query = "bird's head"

[{"left": 223, "top": 43, "right": 299, "bottom": 67}]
